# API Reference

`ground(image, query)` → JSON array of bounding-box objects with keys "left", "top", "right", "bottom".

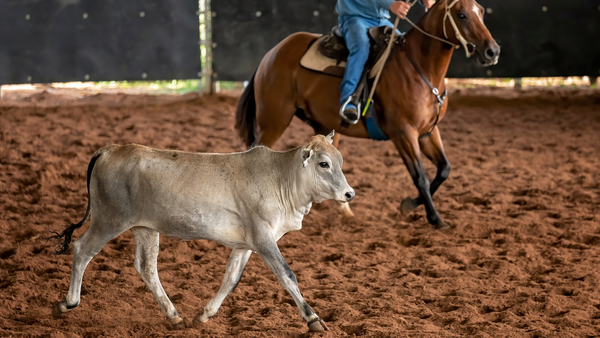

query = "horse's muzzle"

[{"left": 476, "top": 41, "right": 500, "bottom": 66}]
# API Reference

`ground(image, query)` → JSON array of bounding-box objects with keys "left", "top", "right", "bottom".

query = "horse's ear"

[
  {"left": 326, "top": 130, "right": 335, "bottom": 144},
  {"left": 301, "top": 146, "right": 313, "bottom": 168}
]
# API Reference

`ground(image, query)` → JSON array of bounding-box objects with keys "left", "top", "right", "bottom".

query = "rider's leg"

[{"left": 339, "top": 15, "right": 379, "bottom": 123}]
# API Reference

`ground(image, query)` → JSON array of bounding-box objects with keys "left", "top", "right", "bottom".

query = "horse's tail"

[
  {"left": 49, "top": 147, "right": 106, "bottom": 255},
  {"left": 235, "top": 71, "right": 258, "bottom": 148}
]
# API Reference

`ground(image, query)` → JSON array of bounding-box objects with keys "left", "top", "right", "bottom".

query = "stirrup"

[{"left": 339, "top": 96, "right": 361, "bottom": 125}]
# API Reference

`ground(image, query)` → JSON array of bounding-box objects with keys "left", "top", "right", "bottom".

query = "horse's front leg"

[
  {"left": 392, "top": 127, "right": 449, "bottom": 230},
  {"left": 399, "top": 126, "right": 451, "bottom": 215}
]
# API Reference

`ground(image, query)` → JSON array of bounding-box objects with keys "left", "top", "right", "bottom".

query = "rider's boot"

[{"left": 339, "top": 95, "right": 361, "bottom": 126}]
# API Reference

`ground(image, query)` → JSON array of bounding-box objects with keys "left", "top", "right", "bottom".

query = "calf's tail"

[
  {"left": 49, "top": 148, "right": 105, "bottom": 254},
  {"left": 235, "top": 70, "right": 258, "bottom": 148}
]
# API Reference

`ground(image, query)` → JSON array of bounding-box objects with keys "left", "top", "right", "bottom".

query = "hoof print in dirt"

[
  {"left": 51, "top": 302, "right": 65, "bottom": 318},
  {"left": 400, "top": 197, "right": 418, "bottom": 215},
  {"left": 51, "top": 301, "right": 73, "bottom": 318}
]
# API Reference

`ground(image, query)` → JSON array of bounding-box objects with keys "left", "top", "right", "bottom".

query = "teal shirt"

[
  {"left": 336, "top": 0, "right": 395, "bottom": 19},
  {"left": 335, "top": 0, "right": 423, "bottom": 19}
]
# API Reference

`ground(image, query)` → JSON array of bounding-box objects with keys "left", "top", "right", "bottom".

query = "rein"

[
  {"left": 405, "top": 52, "right": 447, "bottom": 139},
  {"left": 403, "top": 0, "right": 476, "bottom": 58},
  {"left": 363, "top": 0, "right": 468, "bottom": 138}
]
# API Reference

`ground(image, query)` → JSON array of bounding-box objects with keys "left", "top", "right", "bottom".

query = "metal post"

[
  {"left": 199, "top": 0, "right": 215, "bottom": 94},
  {"left": 514, "top": 77, "right": 522, "bottom": 89}
]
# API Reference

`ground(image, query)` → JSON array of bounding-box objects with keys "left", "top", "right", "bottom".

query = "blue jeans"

[{"left": 338, "top": 15, "right": 396, "bottom": 108}]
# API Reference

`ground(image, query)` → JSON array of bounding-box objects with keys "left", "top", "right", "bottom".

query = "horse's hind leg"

[
  {"left": 194, "top": 248, "right": 252, "bottom": 324},
  {"left": 253, "top": 68, "right": 298, "bottom": 148},
  {"left": 254, "top": 100, "right": 297, "bottom": 148},
  {"left": 53, "top": 220, "right": 124, "bottom": 317},
  {"left": 400, "top": 127, "right": 451, "bottom": 215},
  {"left": 131, "top": 227, "right": 184, "bottom": 329}
]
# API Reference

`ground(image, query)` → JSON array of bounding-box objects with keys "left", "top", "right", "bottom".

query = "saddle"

[
  {"left": 299, "top": 25, "right": 404, "bottom": 135},
  {"left": 300, "top": 25, "right": 403, "bottom": 79}
]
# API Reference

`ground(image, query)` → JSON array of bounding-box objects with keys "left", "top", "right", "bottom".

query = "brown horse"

[{"left": 235, "top": 0, "right": 500, "bottom": 230}]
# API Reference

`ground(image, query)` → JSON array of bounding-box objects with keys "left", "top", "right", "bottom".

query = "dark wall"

[
  {"left": 0, "top": 0, "right": 201, "bottom": 85},
  {"left": 212, "top": 0, "right": 338, "bottom": 81},
  {"left": 212, "top": 0, "right": 600, "bottom": 81}
]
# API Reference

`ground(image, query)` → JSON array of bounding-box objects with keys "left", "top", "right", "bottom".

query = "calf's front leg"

[
  {"left": 254, "top": 234, "right": 328, "bottom": 332},
  {"left": 194, "top": 248, "right": 252, "bottom": 324}
]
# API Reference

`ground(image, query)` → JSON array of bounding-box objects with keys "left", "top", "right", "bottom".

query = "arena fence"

[
  {"left": 211, "top": 0, "right": 600, "bottom": 81},
  {"left": 1, "top": 0, "right": 598, "bottom": 87},
  {"left": 0, "top": 0, "right": 201, "bottom": 86}
]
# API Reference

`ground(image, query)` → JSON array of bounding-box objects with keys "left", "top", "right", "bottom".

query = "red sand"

[{"left": 1, "top": 88, "right": 599, "bottom": 337}]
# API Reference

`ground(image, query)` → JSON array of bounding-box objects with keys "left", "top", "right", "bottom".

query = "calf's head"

[{"left": 300, "top": 131, "right": 355, "bottom": 204}]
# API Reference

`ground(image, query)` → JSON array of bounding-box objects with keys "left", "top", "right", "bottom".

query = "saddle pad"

[
  {"left": 300, "top": 36, "right": 346, "bottom": 77},
  {"left": 300, "top": 36, "right": 387, "bottom": 79}
]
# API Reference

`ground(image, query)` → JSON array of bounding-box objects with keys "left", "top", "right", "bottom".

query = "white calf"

[{"left": 51, "top": 132, "right": 354, "bottom": 332}]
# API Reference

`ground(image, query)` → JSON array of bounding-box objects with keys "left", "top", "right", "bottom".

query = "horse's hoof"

[
  {"left": 434, "top": 220, "right": 450, "bottom": 231},
  {"left": 52, "top": 302, "right": 67, "bottom": 318},
  {"left": 169, "top": 317, "right": 186, "bottom": 330},
  {"left": 400, "top": 197, "right": 417, "bottom": 215},
  {"left": 307, "top": 318, "right": 329, "bottom": 332}
]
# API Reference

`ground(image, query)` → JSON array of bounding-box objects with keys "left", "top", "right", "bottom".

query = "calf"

[{"left": 51, "top": 132, "right": 354, "bottom": 332}]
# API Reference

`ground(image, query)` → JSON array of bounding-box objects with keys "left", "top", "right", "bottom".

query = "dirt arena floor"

[{"left": 1, "top": 87, "right": 599, "bottom": 337}]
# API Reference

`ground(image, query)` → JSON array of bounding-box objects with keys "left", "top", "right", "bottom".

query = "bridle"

[
  {"left": 403, "top": 0, "right": 476, "bottom": 58},
  {"left": 402, "top": 0, "right": 478, "bottom": 137}
]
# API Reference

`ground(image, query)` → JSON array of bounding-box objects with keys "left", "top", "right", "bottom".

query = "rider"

[{"left": 337, "top": 0, "right": 434, "bottom": 124}]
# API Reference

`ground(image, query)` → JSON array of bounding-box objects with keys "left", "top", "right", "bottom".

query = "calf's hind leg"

[
  {"left": 194, "top": 248, "right": 252, "bottom": 324},
  {"left": 53, "top": 222, "right": 124, "bottom": 317},
  {"left": 131, "top": 227, "right": 184, "bottom": 329}
]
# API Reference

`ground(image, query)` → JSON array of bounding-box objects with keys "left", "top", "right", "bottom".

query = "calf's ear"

[
  {"left": 301, "top": 146, "right": 313, "bottom": 168},
  {"left": 326, "top": 130, "right": 335, "bottom": 144}
]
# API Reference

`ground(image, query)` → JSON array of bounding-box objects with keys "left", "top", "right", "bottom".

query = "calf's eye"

[{"left": 319, "top": 162, "right": 329, "bottom": 168}]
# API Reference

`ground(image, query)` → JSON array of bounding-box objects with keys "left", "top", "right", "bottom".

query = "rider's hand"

[
  {"left": 422, "top": 0, "right": 435, "bottom": 9},
  {"left": 389, "top": 1, "right": 411, "bottom": 18}
]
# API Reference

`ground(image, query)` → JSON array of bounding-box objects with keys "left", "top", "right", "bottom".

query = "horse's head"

[{"left": 438, "top": 0, "right": 500, "bottom": 66}]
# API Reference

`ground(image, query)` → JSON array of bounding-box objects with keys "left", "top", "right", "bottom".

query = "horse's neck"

[{"left": 399, "top": 4, "right": 454, "bottom": 90}]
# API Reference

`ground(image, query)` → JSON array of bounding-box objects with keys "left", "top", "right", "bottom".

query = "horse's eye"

[
  {"left": 319, "top": 162, "right": 329, "bottom": 168},
  {"left": 458, "top": 13, "right": 467, "bottom": 19}
]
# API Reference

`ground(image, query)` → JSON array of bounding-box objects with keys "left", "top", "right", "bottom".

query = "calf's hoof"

[
  {"left": 52, "top": 302, "right": 70, "bottom": 318},
  {"left": 193, "top": 310, "right": 211, "bottom": 325},
  {"left": 169, "top": 317, "right": 186, "bottom": 330},
  {"left": 307, "top": 317, "right": 329, "bottom": 332},
  {"left": 400, "top": 197, "right": 418, "bottom": 215}
]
